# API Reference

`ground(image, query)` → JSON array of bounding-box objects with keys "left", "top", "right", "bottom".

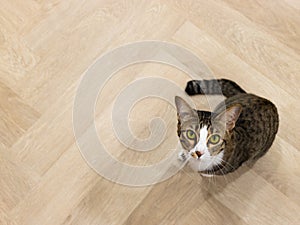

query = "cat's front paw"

[{"left": 178, "top": 150, "right": 188, "bottom": 162}]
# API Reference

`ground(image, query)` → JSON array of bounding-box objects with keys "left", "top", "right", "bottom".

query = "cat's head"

[{"left": 175, "top": 96, "right": 242, "bottom": 171}]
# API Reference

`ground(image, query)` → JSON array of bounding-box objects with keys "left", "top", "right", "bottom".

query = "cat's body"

[{"left": 176, "top": 79, "right": 279, "bottom": 176}]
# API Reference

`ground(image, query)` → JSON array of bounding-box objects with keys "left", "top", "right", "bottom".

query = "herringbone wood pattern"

[{"left": 1, "top": 1, "right": 300, "bottom": 224}]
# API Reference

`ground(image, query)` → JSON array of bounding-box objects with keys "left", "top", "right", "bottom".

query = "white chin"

[
  {"left": 188, "top": 151, "right": 224, "bottom": 172},
  {"left": 198, "top": 159, "right": 214, "bottom": 171}
]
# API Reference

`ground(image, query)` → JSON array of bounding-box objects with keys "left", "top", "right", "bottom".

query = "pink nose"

[
  {"left": 195, "top": 151, "right": 202, "bottom": 157},
  {"left": 191, "top": 151, "right": 203, "bottom": 159}
]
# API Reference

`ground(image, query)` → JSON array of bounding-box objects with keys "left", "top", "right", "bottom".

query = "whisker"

[
  {"left": 210, "top": 169, "right": 216, "bottom": 186},
  {"left": 211, "top": 163, "right": 227, "bottom": 186},
  {"left": 220, "top": 158, "right": 235, "bottom": 170}
]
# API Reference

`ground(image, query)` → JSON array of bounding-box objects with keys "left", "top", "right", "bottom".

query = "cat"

[{"left": 175, "top": 79, "right": 279, "bottom": 176}]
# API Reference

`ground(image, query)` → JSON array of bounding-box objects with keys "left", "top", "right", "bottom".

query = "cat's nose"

[
  {"left": 195, "top": 151, "right": 202, "bottom": 158},
  {"left": 191, "top": 151, "right": 203, "bottom": 159}
]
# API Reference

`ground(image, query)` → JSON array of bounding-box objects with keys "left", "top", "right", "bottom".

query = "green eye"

[
  {"left": 186, "top": 130, "right": 196, "bottom": 139},
  {"left": 208, "top": 134, "right": 221, "bottom": 144}
]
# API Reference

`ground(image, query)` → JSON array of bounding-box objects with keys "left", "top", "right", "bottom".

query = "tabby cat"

[{"left": 176, "top": 79, "right": 279, "bottom": 176}]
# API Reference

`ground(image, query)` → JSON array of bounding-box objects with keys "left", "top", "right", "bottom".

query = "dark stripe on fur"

[{"left": 185, "top": 79, "right": 246, "bottom": 98}]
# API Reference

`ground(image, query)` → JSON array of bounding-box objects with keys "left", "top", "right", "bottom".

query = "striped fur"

[
  {"left": 176, "top": 79, "right": 279, "bottom": 175},
  {"left": 185, "top": 79, "right": 246, "bottom": 98}
]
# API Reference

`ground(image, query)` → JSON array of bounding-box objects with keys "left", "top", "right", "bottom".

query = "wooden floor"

[{"left": 1, "top": 0, "right": 300, "bottom": 224}]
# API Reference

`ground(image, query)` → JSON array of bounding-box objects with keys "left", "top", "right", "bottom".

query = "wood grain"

[{"left": 0, "top": 1, "right": 299, "bottom": 224}]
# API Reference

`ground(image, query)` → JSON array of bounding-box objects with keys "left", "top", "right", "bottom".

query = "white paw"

[{"left": 178, "top": 150, "right": 188, "bottom": 162}]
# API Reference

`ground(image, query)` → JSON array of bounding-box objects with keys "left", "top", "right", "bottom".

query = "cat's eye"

[
  {"left": 208, "top": 134, "right": 221, "bottom": 144},
  {"left": 186, "top": 130, "right": 196, "bottom": 140}
]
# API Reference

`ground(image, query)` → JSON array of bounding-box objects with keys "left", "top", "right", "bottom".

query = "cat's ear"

[
  {"left": 175, "top": 96, "right": 198, "bottom": 122},
  {"left": 215, "top": 104, "right": 242, "bottom": 131}
]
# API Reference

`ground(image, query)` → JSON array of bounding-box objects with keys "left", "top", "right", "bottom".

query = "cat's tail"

[{"left": 185, "top": 79, "right": 246, "bottom": 98}]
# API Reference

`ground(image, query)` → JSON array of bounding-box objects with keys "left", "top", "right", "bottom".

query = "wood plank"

[
  {"left": 221, "top": 0, "right": 300, "bottom": 53},
  {"left": 0, "top": 82, "right": 39, "bottom": 148},
  {"left": 14, "top": 0, "right": 185, "bottom": 113},
  {"left": 9, "top": 144, "right": 98, "bottom": 225},
  {"left": 213, "top": 170, "right": 300, "bottom": 225},
  {"left": 170, "top": 0, "right": 300, "bottom": 97},
  {"left": 0, "top": 152, "right": 39, "bottom": 225},
  {"left": 122, "top": 170, "right": 209, "bottom": 225}
]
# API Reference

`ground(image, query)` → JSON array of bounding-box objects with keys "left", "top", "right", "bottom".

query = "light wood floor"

[{"left": 1, "top": 1, "right": 300, "bottom": 224}]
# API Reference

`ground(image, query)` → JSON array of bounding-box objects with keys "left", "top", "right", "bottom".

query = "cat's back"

[
  {"left": 225, "top": 93, "right": 278, "bottom": 123},
  {"left": 215, "top": 93, "right": 278, "bottom": 119},
  {"left": 217, "top": 93, "right": 279, "bottom": 152}
]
